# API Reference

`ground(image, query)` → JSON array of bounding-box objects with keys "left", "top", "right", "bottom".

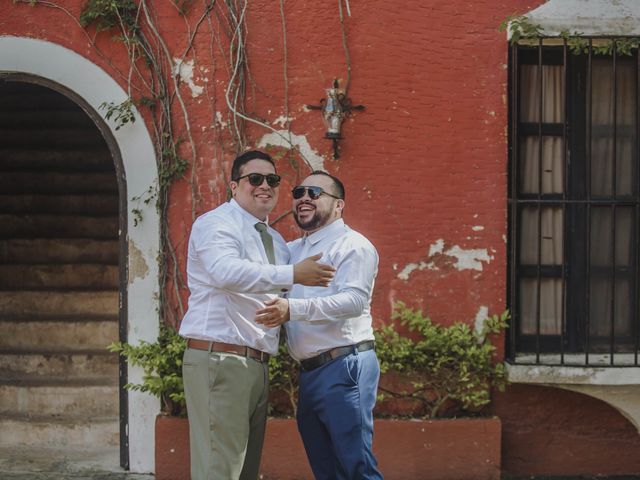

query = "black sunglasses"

[
  {"left": 235, "top": 172, "right": 281, "bottom": 188},
  {"left": 292, "top": 185, "right": 342, "bottom": 200}
]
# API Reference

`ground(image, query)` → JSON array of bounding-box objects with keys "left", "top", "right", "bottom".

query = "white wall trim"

[
  {"left": 519, "top": 0, "right": 640, "bottom": 37},
  {"left": 0, "top": 36, "right": 160, "bottom": 473}
]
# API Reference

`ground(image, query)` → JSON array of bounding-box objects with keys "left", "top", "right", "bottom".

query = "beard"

[{"left": 294, "top": 206, "right": 332, "bottom": 232}]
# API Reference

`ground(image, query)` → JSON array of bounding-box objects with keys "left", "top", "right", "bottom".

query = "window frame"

[{"left": 507, "top": 39, "right": 640, "bottom": 366}]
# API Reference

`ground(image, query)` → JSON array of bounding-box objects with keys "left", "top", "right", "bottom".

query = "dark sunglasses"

[
  {"left": 235, "top": 172, "right": 281, "bottom": 187},
  {"left": 292, "top": 185, "right": 342, "bottom": 200}
]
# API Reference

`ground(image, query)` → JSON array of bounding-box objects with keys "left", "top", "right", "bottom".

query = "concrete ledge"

[
  {"left": 507, "top": 363, "right": 640, "bottom": 385},
  {"left": 518, "top": 0, "right": 640, "bottom": 37}
]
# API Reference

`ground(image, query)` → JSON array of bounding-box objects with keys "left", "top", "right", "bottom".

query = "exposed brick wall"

[{"left": 5, "top": 0, "right": 640, "bottom": 476}]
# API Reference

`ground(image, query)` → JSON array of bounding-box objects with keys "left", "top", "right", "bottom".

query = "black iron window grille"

[{"left": 508, "top": 39, "right": 640, "bottom": 366}]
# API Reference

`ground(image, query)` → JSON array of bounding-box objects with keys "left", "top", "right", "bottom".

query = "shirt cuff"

[
  {"left": 274, "top": 264, "right": 294, "bottom": 293},
  {"left": 288, "top": 298, "right": 307, "bottom": 321}
]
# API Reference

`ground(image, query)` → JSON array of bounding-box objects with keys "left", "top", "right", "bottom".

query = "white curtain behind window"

[{"left": 518, "top": 56, "right": 636, "bottom": 341}]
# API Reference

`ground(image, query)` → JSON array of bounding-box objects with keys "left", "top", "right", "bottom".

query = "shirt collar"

[
  {"left": 305, "top": 218, "right": 345, "bottom": 245},
  {"left": 229, "top": 198, "right": 269, "bottom": 226}
]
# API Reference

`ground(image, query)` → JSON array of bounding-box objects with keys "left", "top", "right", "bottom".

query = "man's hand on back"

[{"left": 293, "top": 253, "right": 335, "bottom": 287}]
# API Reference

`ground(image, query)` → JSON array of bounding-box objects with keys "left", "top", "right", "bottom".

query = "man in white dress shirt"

[
  {"left": 256, "top": 171, "right": 383, "bottom": 480},
  {"left": 179, "top": 151, "right": 336, "bottom": 480}
]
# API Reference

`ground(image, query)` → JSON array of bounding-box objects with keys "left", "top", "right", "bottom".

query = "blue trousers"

[{"left": 297, "top": 348, "right": 383, "bottom": 480}]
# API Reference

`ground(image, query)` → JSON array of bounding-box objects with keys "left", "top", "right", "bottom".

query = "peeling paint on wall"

[
  {"left": 447, "top": 245, "right": 493, "bottom": 271},
  {"left": 173, "top": 58, "right": 204, "bottom": 97},
  {"left": 128, "top": 239, "right": 149, "bottom": 283},
  {"left": 397, "top": 239, "right": 494, "bottom": 280},
  {"left": 397, "top": 262, "right": 425, "bottom": 280},
  {"left": 475, "top": 305, "right": 489, "bottom": 336},
  {"left": 215, "top": 111, "right": 227, "bottom": 128},
  {"left": 272, "top": 115, "right": 293, "bottom": 128},
  {"left": 257, "top": 130, "right": 325, "bottom": 171},
  {"left": 429, "top": 239, "right": 445, "bottom": 257}
]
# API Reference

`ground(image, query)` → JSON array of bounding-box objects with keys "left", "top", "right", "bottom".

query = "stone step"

[
  {"left": 0, "top": 414, "right": 119, "bottom": 448},
  {"left": 0, "top": 380, "right": 118, "bottom": 417},
  {"left": 0, "top": 128, "right": 107, "bottom": 148},
  {"left": 0, "top": 445, "right": 124, "bottom": 476},
  {"left": 0, "top": 89, "right": 78, "bottom": 110},
  {"left": 0, "top": 148, "right": 113, "bottom": 172},
  {"left": 0, "top": 239, "right": 119, "bottom": 264},
  {"left": 0, "top": 110, "right": 95, "bottom": 128},
  {"left": 0, "top": 349, "right": 119, "bottom": 379},
  {"left": 0, "top": 317, "right": 118, "bottom": 349},
  {"left": 0, "top": 194, "right": 119, "bottom": 215},
  {"left": 0, "top": 172, "right": 118, "bottom": 195},
  {"left": 0, "top": 264, "right": 119, "bottom": 290},
  {"left": 0, "top": 214, "right": 119, "bottom": 239},
  {"left": 0, "top": 291, "right": 119, "bottom": 317}
]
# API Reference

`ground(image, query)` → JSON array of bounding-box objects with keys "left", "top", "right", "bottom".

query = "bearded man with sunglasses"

[
  {"left": 179, "top": 152, "right": 336, "bottom": 480},
  {"left": 256, "top": 171, "right": 383, "bottom": 480}
]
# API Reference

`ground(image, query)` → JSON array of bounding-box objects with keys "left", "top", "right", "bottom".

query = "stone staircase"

[{"left": 0, "top": 81, "right": 121, "bottom": 461}]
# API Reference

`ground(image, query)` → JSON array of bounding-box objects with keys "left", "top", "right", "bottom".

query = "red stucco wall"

[
  {"left": 3, "top": 0, "right": 640, "bottom": 476},
  {"left": 493, "top": 385, "right": 640, "bottom": 476}
]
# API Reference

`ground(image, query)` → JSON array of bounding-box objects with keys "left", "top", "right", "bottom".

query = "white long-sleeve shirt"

[
  {"left": 285, "top": 219, "right": 378, "bottom": 361},
  {"left": 179, "top": 199, "right": 292, "bottom": 354}
]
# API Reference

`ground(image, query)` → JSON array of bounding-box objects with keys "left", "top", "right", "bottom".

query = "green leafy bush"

[
  {"left": 111, "top": 303, "right": 508, "bottom": 420},
  {"left": 374, "top": 302, "right": 509, "bottom": 419},
  {"left": 79, "top": 0, "right": 139, "bottom": 32},
  {"left": 108, "top": 324, "right": 187, "bottom": 417},
  {"left": 268, "top": 339, "right": 300, "bottom": 417},
  {"left": 109, "top": 325, "right": 298, "bottom": 417}
]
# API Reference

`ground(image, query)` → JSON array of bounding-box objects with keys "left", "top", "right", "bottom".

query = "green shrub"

[
  {"left": 108, "top": 324, "right": 187, "bottom": 417},
  {"left": 268, "top": 339, "right": 299, "bottom": 417},
  {"left": 79, "top": 0, "right": 139, "bottom": 32},
  {"left": 374, "top": 302, "right": 509, "bottom": 419},
  {"left": 111, "top": 303, "right": 508, "bottom": 420},
  {"left": 109, "top": 325, "right": 298, "bottom": 417}
]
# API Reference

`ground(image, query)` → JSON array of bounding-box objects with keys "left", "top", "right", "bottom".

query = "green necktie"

[{"left": 254, "top": 222, "right": 276, "bottom": 264}]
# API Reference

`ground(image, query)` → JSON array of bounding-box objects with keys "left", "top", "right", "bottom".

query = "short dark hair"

[
  {"left": 231, "top": 150, "right": 275, "bottom": 181},
  {"left": 309, "top": 170, "right": 345, "bottom": 200}
]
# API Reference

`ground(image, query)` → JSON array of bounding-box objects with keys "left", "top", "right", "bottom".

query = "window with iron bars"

[{"left": 508, "top": 39, "right": 640, "bottom": 366}]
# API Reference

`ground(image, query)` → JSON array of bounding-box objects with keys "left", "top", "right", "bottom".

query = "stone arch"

[{"left": 0, "top": 36, "right": 160, "bottom": 473}]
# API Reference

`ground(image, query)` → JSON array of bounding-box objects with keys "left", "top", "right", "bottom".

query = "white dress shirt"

[
  {"left": 285, "top": 219, "right": 378, "bottom": 361},
  {"left": 179, "top": 199, "right": 292, "bottom": 354}
]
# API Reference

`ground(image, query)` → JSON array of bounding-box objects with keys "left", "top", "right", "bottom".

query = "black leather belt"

[{"left": 300, "top": 340, "right": 375, "bottom": 372}]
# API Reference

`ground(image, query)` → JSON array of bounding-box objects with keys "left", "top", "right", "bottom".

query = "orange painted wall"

[{"left": 3, "top": 0, "right": 640, "bottom": 476}]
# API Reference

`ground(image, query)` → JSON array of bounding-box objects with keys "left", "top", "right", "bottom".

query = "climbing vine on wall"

[
  {"left": 12, "top": 0, "right": 359, "bottom": 326},
  {"left": 12, "top": 0, "right": 214, "bottom": 325}
]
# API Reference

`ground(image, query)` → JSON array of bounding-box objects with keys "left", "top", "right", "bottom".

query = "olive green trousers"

[{"left": 182, "top": 348, "right": 269, "bottom": 480}]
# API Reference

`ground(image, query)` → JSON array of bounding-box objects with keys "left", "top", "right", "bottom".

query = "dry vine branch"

[{"left": 338, "top": 0, "right": 352, "bottom": 94}]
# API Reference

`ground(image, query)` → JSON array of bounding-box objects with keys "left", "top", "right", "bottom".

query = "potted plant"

[
  {"left": 109, "top": 325, "right": 309, "bottom": 480},
  {"left": 263, "top": 303, "right": 509, "bottom": 480},
  {"left": 111, "top": 303, "right": 508, "bottom": 480},
  {"left": 372, "top": 302, "right": 509, "bottom": 480},
  {"left": 375, "top": 301, "right": 508, "bottom": 418}
]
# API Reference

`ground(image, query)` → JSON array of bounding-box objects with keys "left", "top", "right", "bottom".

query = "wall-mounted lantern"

[{"left": 307, "top": 79, "right": 364, "bottom": 159}]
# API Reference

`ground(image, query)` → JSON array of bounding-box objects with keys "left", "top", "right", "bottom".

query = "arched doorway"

[
  {"left": 0, "top": 78, "right": 122, "bottom": 471},
  {"left": 0, "top": 37, "right": 161, "bottom": 473}
]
